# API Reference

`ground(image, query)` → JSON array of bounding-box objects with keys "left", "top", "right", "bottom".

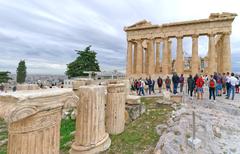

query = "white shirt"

[
  {"left": 226, "top": 75, "right": 231, "bottom": 83},
  {"left": 229, "top": 76, "right": 238, "bottom": 86}
]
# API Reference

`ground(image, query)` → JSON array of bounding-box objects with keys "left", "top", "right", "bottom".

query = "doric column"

[
  {"left": 155, "top": 41, "right": 161, "bottom": 73},
  {"left": 148, "top": 39, "right": 155, "bottom": 75},
  {"left": 106, "top": 83, "right": 125, "bottom": 134},
  {"left": 133, "top": 43, "right": 138, "bottom": 74},
  {"left": 191, "top": 34, "right": 199, "bottom": 75},
  {"left": 145, "top": 47, "right": 149, "bottom": 74},
  {"left": 136, "top": 40, "right": 143, "bottom": 74},
  {"left": 127, "top": 41, "right": 133, "bottom": 76},
  {"left": 222, "top": 32, "right": 231, "bottom": 73},
  {"left": 70, "top": 85, "right": 111, "bottom": 154},
  {"left": 0, "top": 89, "right": 77, "bottom": 154},
  {"left": 162, "top": 37, "right": 169, "bottom": 75},
  {"left": 176, "top": 36, "right": 184, "bottom": 74},
  {"left": 208, "top": 33, "right": 217, "bottom": 75},
  {"left": 168, "top": 41, "right": 172, "bottom": 74}
]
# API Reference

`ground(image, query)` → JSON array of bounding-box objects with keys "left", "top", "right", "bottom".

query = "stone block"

[
  {"left": 187, "top": 137, "right": 202, "bottom": 149},
  {"left": 126, "top": 95, "right": 141, "bottom": 105}
]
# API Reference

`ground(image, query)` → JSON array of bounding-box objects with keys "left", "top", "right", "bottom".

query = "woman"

[{"left": 187, "top": 75, "right": 195, "bottom": 99}]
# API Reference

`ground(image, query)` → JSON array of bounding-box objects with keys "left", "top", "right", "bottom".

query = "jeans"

[
  {"left": 209, "top": 87, "right": 215, "bottom": 100},
  {"left": 173, "top": 83, "right": 178, "bottom": 94},
  {"left": 180, "top": 83, "right": 184, "bottom": 92},
  {"left": 226, "top": 83, "right": 231, "bottom": 97},
  {"left": 229, "top": 85, "right": 235, "bottom": 100},
  {"left": 139, "top": 87, "right": 145, "bottom": 96}
]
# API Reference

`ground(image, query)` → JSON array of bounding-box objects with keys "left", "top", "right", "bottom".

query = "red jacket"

[{"left": 196, "top": 77, "right": 204, "bottom": 88}]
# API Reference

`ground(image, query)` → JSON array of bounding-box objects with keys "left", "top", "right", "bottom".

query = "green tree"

[
  {"left": 66, "top": 46, "right": 100, "bottom": 78},
  {"left": 16, "top": 60, "right": 27, "bottom": 83},
  {"left": 0, "top": 71, "right": 11, "bottom": 83}
]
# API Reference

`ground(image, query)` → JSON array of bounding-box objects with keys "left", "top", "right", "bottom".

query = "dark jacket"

[
  {"left": 187, "top": 77, "right": 195, "bottom": 90},
  {"left": 172, "top": 75, "right": 180, "bottom": 84}
]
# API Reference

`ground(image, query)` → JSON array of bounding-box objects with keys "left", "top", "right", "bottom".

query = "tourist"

[
  {"left": 147, "top": 77, "right": 153, "bottom": 95},
  {"left": 165, "top": 76, "right": 171, "bottom": 92},
  {"left": 209, "top": 75, "right": 216, "bottom": 102},
  {"left": 216, "top": 73, "right": 223, "bottom": 96},
  {"left": 225, "top": 72, "right": 231, "bottom": 98},
  {"left": 226, "top": 73, "right": 238, "bottom": 100},
  {"left": 235, "top": 76, "right": 239, "bottom": 94},
  {"left": 152, "top": 78, "right": 156, "bottom": 94},
  {"left": 157, "top": 76, "right": 163, "bottom": 93},
  {"left": 193, "top": 74, "right": 199, "bottom": 96},
  {"left": 138, "top": 78, "right": 145, "bottom": 96},
  {"left": 187, "top": 74, "right": 195, "bottom": 99},
  {"left": 196, "top": 75, "right": 204, "bottom": 100},
  {"left": 222, "top": 73, "right": 227, "bottom": 94},
  {"left": 179, "top": 74, "right": 184, "bottom": 93},
  {"left": 172, "top": 72, "right": 179, "bottom": 94}
]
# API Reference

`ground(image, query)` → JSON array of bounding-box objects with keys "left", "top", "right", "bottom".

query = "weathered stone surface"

[
  {"left": 126, "top": 104, "right": 146, "bottom": 120},
  {"left": 106, "top": 83, "right": 126, "bottom": 135},
  {"left": 126, "top": 95, "right": 141, "bottom": 104},
  {"left": 16, "top": 84, "right": 40, "bottom": 91},
  {"left": 70, "top": 85, "right": 111, "bottom": 154},
  {"left": 0, "top": 89, "right": 76, "bottom": 154}
]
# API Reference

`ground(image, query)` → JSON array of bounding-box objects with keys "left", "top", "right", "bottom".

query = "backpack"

[
  {"left": 209, "top": 79, "right": 215, "bottom": 88},
  {"left": 158, "top": 78, "right": 162, "bottom": 85}
]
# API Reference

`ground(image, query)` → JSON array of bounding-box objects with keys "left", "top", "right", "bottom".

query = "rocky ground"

[{"left": 155, "top": 90, "right": 240, "bottom": 154}]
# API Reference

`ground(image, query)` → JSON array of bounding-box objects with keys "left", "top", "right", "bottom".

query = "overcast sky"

[{"left": 0, "top": 0, "right": 239, "bottom": 74}]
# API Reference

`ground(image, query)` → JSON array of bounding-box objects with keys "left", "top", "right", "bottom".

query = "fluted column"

[
  {"left": 176, "top": 36, "right": 184, "bottom": 74},
  {"left": 162, "top": 37, "right": 169, "bottom": 75},
  {"left": 127, "top": 41, "right": 132, "bottom": 76},
  {"left": 155, "top": 41, "right": 160, "bottom": 73},
  {"left": 8, "top": 107, "right": 62, "bottom": 154},
  {"left": 70, "top": 85, "right": 111, "bottom": 154},
  {"left": 145, "top": 47, "right": 149, "bottom": 74},
  {"left": 148, "top": 39, "right": 155, "bottom": 75},
  {"left": 168, "top": 41, "right": 172, "bottom": 74},
  {"left": 133, "top": 43, "right": 138, "bottom": 74},
  {"left": 106, "top": 83, "right": 125, "bottom": 134},
  {"left": 222, "top": 32, "right": 231, "bottom": 73},
  {"left": 191, "top": 35, "right": 199, "bottom": 75},
  {"left": 136, "top": 40, "right": 143, "bottom": 74},
  {"left": 208, "top": 33, "right": 217, "bottom": 75}
]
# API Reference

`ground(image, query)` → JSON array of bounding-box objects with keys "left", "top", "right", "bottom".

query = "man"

[
  {"left": 226, "top": 73, "right": 238, "bottom": 100},
  {"left": 222, "top": 73, "right": 226, "bottom": 94},
  {"left": 187, "top": 74, "right": 195, "bottom": 99},
  {"left": 216, "top": 73, "right": 223, "bottom": 96},
  {"left": 165, "top": 76, "right": 171, "bottom": 92},
  {"left": 157, "top": 76, "right": 163, "bottom": 93},
  {"left": 179, "top": 74, "right": 184, "bottom": 93},
  {"left": 172, "top": 73, "right": 180, "bottom": 94},
  {"left": 209, "top": 75, "right": 216, "bottom": 102},
  {"left": 152, "top": 79, "right": 155, "bottom": 94},
  {"left": 147, "top": 77, "right": 153, "bottom": 95},
  {"left": 196, "top": 75, "right": 204, "bottom": 100},
  {"left": 225, "top": 72, "right": 231, "bottom": 99},
  {"left": 138, "top": 78, "right": 145, "bottom": 96}
]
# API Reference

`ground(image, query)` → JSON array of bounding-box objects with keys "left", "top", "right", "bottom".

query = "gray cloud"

[{"left": 0, "top": 0, "right": 239, "bottom": 74}]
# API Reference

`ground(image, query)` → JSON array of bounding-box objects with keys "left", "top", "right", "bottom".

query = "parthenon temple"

[{"left": 124, "top": 12, "right": 237, "bottom": 77}]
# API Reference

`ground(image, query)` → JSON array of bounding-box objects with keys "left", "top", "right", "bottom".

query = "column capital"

[
  {"left": 208, "top": 33, "right": 216, "bottom": 37},
  {"left": 176, "top": 35, "right": 183, "bottom": 39},
  {"left": 222, "top": 31, "right": 231, "bottom": 35},
  {"left": 192, "top": 34, "right": 199, "bottom": 38}
]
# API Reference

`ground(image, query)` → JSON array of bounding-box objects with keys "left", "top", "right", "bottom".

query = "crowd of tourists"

[{"left": 130, "top": 72, "right": 240, "bottom": 101}]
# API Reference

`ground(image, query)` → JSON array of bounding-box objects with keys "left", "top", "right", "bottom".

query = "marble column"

[
  {"left": 0, "top": 89, "right": 76, "bottom": 154},
  {"left": 168, "top": 41, "right": 172, "bottom": 74},
  {"left": 136, "top": 40, "right": 143, "bottom": 74},
  {"left": 155, "top": 41, "right": 161, "bottom": 73},
  {"left": 162, "top": 37, "right": 169, "bottom": 75},
  {"left": 191, "top": 35, "right": 199, "bottom": 75},
  {"left": 133, "top": 43, "right": 138, "bottom": 74},
  {"left": 208, "top": 33, "right": 217, "bottom": 75},
  {"left": 176, "top": 36, "right": 184, "bottom": 74},
  {"left": 70, "top": 85, "right": 111, "bottom": 154},
  {"left": 148, "top": 39, "right": 155, "bottom": 75},
  {"left": 222, "top": 32, "right": 231, "bottom": 73},
  {"left": 106, "top": 83, "right": 125, "bottom": 134},
  {"left": 145, "top": 47, "right": 149, "bottom": 74},
  {"left": 127, "top": 41, "right": 133, "bottom": 76}
]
